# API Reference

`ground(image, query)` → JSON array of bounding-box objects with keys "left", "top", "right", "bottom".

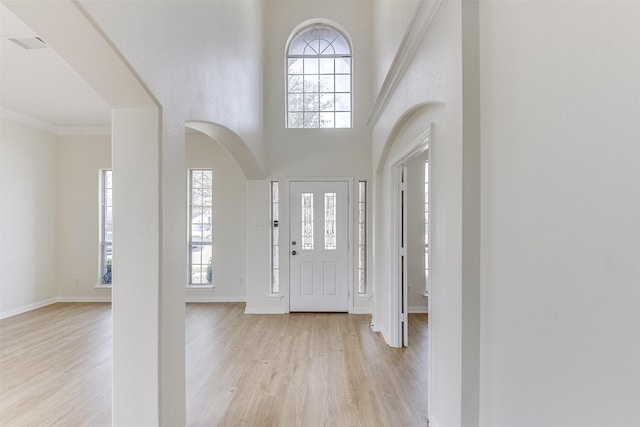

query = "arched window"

[{"left": 286, "top": 25, "right": 352, "bottom": 128}]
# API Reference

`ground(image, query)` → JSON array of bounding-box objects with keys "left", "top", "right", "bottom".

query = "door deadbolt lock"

[{"left": 291, "top": 241, "right": 297, "bottom": 245}]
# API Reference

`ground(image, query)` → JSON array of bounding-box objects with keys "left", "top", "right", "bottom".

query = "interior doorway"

[{"left": 390, "top": 126, "right": 431, "bottom": 347}]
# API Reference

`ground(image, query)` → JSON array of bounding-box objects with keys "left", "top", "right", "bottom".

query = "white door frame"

[
  {"left": 388, "top": 125, "right": 431, "bottom": 348},
  {"left": 281, "top": 177, "right": 354, "bottom": 313}
]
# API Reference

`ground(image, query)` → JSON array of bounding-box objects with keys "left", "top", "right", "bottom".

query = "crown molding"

[
  {"left": 1, "top": 108, "right": 110, "bottom": 136},
  {"left": 367, "top": 0, "right": 443, "bottom": 128}
]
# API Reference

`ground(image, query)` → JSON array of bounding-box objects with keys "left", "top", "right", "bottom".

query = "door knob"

[{"left": 291, "top": 250, "right": 297, "bottom": 256}]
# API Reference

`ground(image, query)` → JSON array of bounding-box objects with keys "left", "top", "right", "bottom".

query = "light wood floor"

[{"left": 1, "top": 303, "right": 428, "bottom": 426}]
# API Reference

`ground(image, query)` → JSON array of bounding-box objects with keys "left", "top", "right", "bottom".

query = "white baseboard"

[
  {"left": 186, "top": 296, "right": 246, "bottom": 303},
  {"left": 57, "top": 296, "right": 112, "bottom": 303},
  {"left": 244, "top": 308, "right": 286, "bottom": 314},
  {"left": 350, "top": 307, "right": 373, "bottom": 314},
  {"left": 0, "top": 297, "right": 57, "bottom": 320},
  {"left": 408, "top": 306, "right": 428, "bottom": 314}
]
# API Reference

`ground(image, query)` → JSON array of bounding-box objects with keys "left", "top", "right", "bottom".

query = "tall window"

[
  {"left": 358, "top": 181, "right": 367, "bottom": 294},
  {"left": 424, "top": 161, "right": 430, "bottom": 294},
  {"left": 286, "top": 24, "right": 352, "bottom": 128},
  {"left": 189, "top": 169, "right": 213, "bottom": 286},
  {"left": 99, "top": 170, "right": 113, "bottom": 285},
  {"left": 271, "top": 182, "right": 280, "bottom": 294}
]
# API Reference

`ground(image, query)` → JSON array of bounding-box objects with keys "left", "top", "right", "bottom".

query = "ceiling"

[{"left": 0, "top": 4, "right": 111, "bottom": 133}]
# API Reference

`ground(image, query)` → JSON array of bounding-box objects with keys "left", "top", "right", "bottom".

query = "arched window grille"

[{"left": 286, "top": 25, "right": 352, "bottom": 128}]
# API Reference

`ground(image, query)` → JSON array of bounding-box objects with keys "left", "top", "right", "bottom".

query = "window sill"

[
  {"left": 95, "top": 284, "right": 112, "bottom": 289},
  {"left": 186, "top": 284, "right": 214, "bottom": 290}
]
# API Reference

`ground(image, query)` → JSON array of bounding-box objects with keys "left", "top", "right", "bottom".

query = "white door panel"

[{"left": 290, "top": 181, "right": 349, "bottom": 312}]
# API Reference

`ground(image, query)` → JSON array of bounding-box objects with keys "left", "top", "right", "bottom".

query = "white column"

[
  {"left": 111, "top": 108, "right": 186, "bottom": 426},
  {"left": 158, "top": 125, "right": 187, "bottom": 426}
]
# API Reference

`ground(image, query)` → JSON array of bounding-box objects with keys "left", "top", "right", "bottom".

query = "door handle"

[{"left": 291, "top": 250, "right": 297, "bottom": 256}]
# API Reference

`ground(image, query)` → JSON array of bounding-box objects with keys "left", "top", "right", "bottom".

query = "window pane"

[
  {"left": 318, "top": 39, "right": 333, "bottom": 55},
  {"left": 319, "top": 58, "right": 334, "bottom": 74},
  {"left": 191, "top": 245, "right": 202, "bottom": 283},
  {"left": 288, "top": 58, "right": 303, "bottom": 74},
  {"left": 288, "top": 75, "right": 303, "bottom": 93},
  {"left": 324, "top": 193, "right": 337, "bottom": 250},
  {"left": 332, "top": 37, "right": 350, "bottom": 55},
  {"left": 102, "top": 244, "right": 112, "bottom": 285},
  {"left": 319, "top": 75, "right": 334, "bottom": 93},
  {"left": 288, "top": 113, "right": 303, "bottom": 128},
  {"left": 289, "top": 38, "right": 306, "bottom": 55},
  {"left": 335, "top": 93, "right": 350, "bottom": 111},
  {"left": 191, "top": 244, "right": 212, "bottom": 285},
  {"left": 301, "top": 193, "right": 314, "bottom": 250},
  {"left": 288, "top": 94, "right": 304, "bottom": 112},
  {"left": 335, "top": 75, "right": 350, "bottom": 92},
  {"left": 272, "top": 268, "right": 280, "bottom": 293},
  {"left": 320, "top": 94, "right": 334, "bottom": 112},
  {"left": 304, "top": 74, "right": 319, "bottom": 92},
  {"left": 335, "top": 57, "right": 351, "bottom": 73},
  {"left": 359, "top": 269, "right": 366, "bottom": 294},
  {"left": 319, "top": 112, "right": 334, "bottom": 128},
  {"left": 104, "top": 207, "right": 113, "bottom": 242},
  {"left": 335, "top": 112, "right": 351, "bottom": 128},
  {"left": 304, "top": 93, "right": 319, "bottom": 111},
  {"left": 304, "top": 58, "right": 318, "bottom": 74},
  {"left": 303, "top": 112, "right": 319, "bottom": 128}
]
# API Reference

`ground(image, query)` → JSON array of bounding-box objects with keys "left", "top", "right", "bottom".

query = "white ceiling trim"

[
  {"left": 1, "top": 107, "right": 110, "bottom": 136},
  {"left": 367, "top": 0, "right": 443, "bottom": 128}
]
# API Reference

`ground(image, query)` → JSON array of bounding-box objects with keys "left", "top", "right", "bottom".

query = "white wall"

[
  {"left": 0, "top": 118, "right": 58, "bottom": 318},
  {"left": 80, "top": 0, "right": 266, "bottom": 176},
  {"left": 479, "top": 1, "right": 640, "bottom": 426},
  {"left": 186, "top": 132, "right": 247, "bottom": 301},
  {"left": 372, "top": 0, "right": 419, "bottom": 93},
  {"left": 56, "top": 134, "right": 111, "bottom": 300},
  {"left": 372, "top": 1, "right": 470, "bottom": 425}
]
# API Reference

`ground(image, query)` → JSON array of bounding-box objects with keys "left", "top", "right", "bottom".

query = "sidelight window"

[
  {"left": 425, "top": 162, "right": 430, "bottom": 294},
  {"left": 358, "top": 181, "right": 367, "bottom": 294},
  {"left": 99, "top": 169, "right": 113, "bottom": 286},
  {"left": 189, "top": 169, "right": 213, "bottom": 286},
  {"left": 271, "top": 182, "right": 280, "bottom": 294}
]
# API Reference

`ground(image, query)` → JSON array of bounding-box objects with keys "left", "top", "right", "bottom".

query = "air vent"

[{"left": 8, "top": 36, "right": 48, "bottom": 50}]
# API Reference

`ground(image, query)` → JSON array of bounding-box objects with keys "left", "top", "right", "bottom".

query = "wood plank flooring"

[{"left": 1, "top": 303, "right": 428, "bottom": 426}]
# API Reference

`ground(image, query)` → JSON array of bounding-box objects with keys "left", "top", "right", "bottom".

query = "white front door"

[{"left": 290, "top": 181, "right": 349, "bottom": 312}]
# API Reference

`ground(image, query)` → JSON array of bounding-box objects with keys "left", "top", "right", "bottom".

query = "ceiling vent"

[{"left": 8, "top": 36, "right": 48, "bottom": 50}]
